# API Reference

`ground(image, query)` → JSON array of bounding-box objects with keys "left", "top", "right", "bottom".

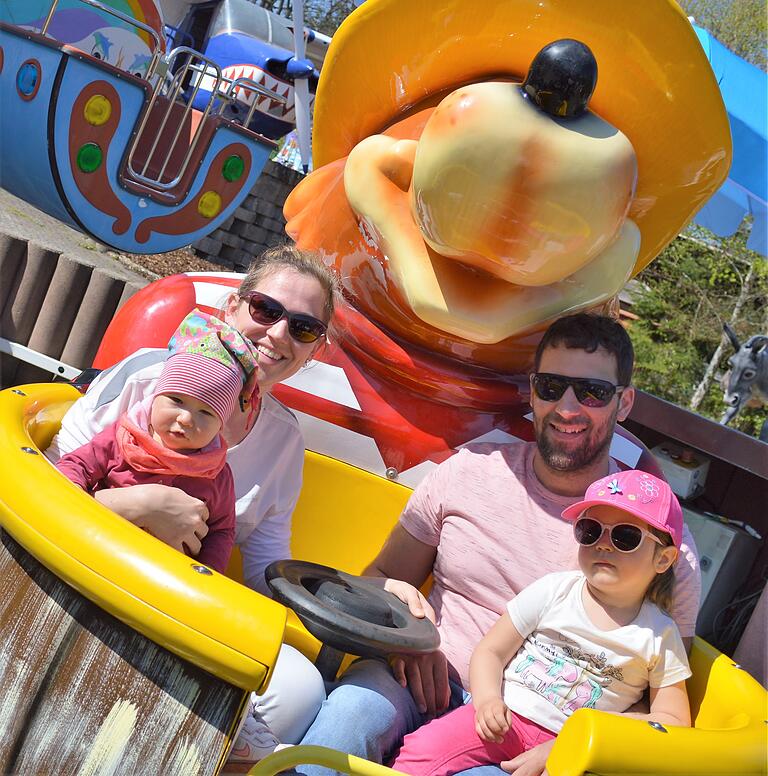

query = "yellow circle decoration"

[
  {"left": 84, "top": 94, "right": 112, "bottom": 126},
  {"left": 197, "top": 191, "right": 222, "bottom": 218}
]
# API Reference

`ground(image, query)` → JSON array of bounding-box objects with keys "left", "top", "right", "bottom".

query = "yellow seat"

[
  {"left": 249, "top": 641, "right": 768, "bottom": 776},
  {"left": 4, "top": 382, "right": 767, "bottom": 776}
]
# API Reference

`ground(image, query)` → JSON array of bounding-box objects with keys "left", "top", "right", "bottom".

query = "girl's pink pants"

[{"left": 390, "top": 702, "right": 555, "bottom": 776}]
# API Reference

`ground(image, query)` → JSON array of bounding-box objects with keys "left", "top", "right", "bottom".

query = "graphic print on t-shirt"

[{"left": 508, "top": 633, "right": 622, "bottom": 715}]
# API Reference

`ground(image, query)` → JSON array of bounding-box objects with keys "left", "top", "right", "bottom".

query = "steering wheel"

[{"left": 265, "top": 560, "right": 440, "bottom": 679}]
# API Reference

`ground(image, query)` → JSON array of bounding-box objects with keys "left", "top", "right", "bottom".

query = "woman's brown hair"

[{"left": 237, "top": 244, "right": 341, "bottom": 328}]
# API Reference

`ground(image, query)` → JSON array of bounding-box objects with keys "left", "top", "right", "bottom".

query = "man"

[{"left": 298, "top": 314, "right": 700, "bottom": 776}]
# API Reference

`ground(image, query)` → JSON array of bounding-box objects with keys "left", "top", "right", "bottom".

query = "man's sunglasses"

[
  {"left": 244, "top": 291, "right": 327, "bottom": 344},
  {"left": 574, "top": 516, "right": 664, "bottom": 554},
  {"left": 531, "top": 373, "right": 624, "bottom": 408}
]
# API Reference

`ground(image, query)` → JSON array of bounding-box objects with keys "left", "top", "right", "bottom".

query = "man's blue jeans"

[{"left": 296, "top": 658, "right": 506, "bottom": 776}]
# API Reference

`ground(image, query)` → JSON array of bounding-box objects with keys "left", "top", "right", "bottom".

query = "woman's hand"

[
  {"left": 94, "top": 484, "right": 209, "bottom": 555},
  {"left": 389, "top": 649, "right": 451, "bottom": 716},
  {"left": 383, "top": 578, "right": 436, "bottom": 622},
  {"left": 474, "top": 696, "right": 512, "bottom": 743},
  {"left": 500, "top": 738, "right": 554, "bottom": 775}
]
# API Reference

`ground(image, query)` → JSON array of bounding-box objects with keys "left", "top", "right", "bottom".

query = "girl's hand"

[
  {"left": 383, "top": 578, "right": 436, "bottom": 622},
  {"left": 474, "top": 696, "right": 513, "bottom": 743},
  {"left": 501, "top": 738, "right": 554, "bottom": 775}
]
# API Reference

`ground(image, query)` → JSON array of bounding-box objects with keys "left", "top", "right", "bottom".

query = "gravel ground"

[
  {"left": 114, "top": 247, "right": 227, "bottom": 280},
  {"left": 0, "top": 186, "right": 229, "bottom": 281}
]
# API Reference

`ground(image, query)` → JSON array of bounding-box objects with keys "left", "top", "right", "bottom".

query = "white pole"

[{"left": 291, "top": 0, "right": 312, "bottom": 173}]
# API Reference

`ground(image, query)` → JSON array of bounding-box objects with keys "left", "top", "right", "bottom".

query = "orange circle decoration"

[
  {"left": 83, "top": 94, "right": 112, "bottom": 126},
  {"left": 197, "top": 190, "right": 222, "bottom": 218},
  {"left": 16, "top": 59, "right": 42, "bottom": 102}
]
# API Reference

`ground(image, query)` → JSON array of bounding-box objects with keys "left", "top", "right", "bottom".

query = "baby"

[{"left": 55, "top": 309, "right": 259, "bottom": 573}]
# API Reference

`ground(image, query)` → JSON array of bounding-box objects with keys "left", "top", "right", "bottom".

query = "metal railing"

[
  {"left": 39, "top": 0, "right": 163, "bottom": 79},
  {"left": 126, "top": 46, "right": 222, "bottom": 190},
  {"left": 125, "top": 50, "right": 285, "bottom": 193}
]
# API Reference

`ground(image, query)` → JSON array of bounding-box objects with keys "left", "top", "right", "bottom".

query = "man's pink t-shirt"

[{"left": 400, "top": 442, "right": 701, "bottom": 687}]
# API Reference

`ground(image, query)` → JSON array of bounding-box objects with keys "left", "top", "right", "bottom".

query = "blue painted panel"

[
  {"left": 0, "top": 28, "right": 75, "bottom": 226},
  {"left": 52, "top": 55, "right": 273, "bottom": 253},
  {"left": 693, "top": 24, "right": 767, "bottom": 255}
]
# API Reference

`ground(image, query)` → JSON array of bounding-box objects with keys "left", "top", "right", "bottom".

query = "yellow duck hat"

[{"left": 312, "top": 0, "right": 731, "bottom": 274}]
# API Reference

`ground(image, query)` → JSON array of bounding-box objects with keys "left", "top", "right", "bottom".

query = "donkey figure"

[{"left": 721, "top": 324, "right": 768, "bottom": 438}]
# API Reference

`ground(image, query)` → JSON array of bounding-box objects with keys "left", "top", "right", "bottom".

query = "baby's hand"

[{"left": 474, "top": 697, "right": 513, "bottom": 743}]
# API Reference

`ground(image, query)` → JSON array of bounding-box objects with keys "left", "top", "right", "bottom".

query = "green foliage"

[
  {"left": 677, "top": 0, "right": 767, "bottom": 70},
  {"left": 252, "top": 0, "right": 357, "bottom": 36},
  {"left": 303, "top": 1, "right": 357, "bottom": 36},
  {"left": 630, "top": 226, "right": 767, "bottom": 437}
]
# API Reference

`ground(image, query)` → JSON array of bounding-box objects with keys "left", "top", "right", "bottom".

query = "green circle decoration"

[
  {"left": 222, "top": 154, "right": 245, "bottom": 182},
  {"left": 76, "top": 143, "right": 103, "bottom": 174}
]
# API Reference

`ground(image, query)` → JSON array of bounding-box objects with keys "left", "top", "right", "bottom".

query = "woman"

[{"left": 47, "top": 244, "right": 339, "bottom": 757}]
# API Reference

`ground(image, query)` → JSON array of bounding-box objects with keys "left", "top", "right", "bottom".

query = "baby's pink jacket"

[{"left": 55, "top": 422, "right": 236, "bottom": 574}]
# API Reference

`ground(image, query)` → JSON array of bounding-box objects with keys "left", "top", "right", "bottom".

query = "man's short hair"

[{"left": 534, "top": 314, "right": 634, "bottom": 386}]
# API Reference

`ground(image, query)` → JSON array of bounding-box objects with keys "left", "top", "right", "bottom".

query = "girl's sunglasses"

[
  {"left": 531, "top": 373, "right": 624, "bottom": 408},
  {"left": 574, "top": 516, "right": 664, "bottom": 553},
  {"left": 244, "top": 292, "right": 327, "bottom": 344}
]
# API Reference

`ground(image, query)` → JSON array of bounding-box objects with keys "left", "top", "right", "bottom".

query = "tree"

[
  {"left": 677, "top": 0, "right": 767, "bottom": 71},
  {"left": 629, "top": 225, "right": 768, "bottom": 437},
  {"left": 250, "top": 0, "right": 357, "bottom": 37}
]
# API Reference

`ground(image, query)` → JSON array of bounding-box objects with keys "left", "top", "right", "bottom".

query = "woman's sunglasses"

[
  {"left": 574, "top": 517, "right": 664, "bottom": 554},
  {"left": 244, "top": 292, "right": 327, "bottom": 344},
  {"left": 531, "top": 373, "right": 624, "bottom": 408}
]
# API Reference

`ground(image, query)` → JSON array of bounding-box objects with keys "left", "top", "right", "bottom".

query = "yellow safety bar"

[
  {"left": 249, "top": 746, "right": 407, "bottom": 776},
  {"left": 0, "top": 383, "right": 286, "bottom": 692}
]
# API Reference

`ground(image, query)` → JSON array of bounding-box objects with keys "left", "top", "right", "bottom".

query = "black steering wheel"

[{"left": 265, "top": 560, "right": 440, "bottom": 679}]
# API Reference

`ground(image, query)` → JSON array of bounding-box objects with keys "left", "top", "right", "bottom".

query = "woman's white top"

[{"left": 46, "top": 348, "right": 304, "bottom": 596}]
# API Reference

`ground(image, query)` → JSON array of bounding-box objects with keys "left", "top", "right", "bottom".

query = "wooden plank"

[{"left": 0, "top": 530, "right": 247, "bottom": 775}]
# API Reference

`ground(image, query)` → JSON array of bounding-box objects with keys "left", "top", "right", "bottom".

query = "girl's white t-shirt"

[
  {"left": 46, "top": 348, "right": 305, "bottom": 596},
  {"left": 503, "top": 570, "right": 691, "bottom": 733}
]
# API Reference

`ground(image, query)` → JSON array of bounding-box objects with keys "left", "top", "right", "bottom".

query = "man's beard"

[{"left": 534, "top": 406, "right": 618, "bottom": 472}]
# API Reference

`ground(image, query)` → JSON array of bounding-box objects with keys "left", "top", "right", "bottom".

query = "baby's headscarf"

[{"left": 154, "top": 309, "right": 260, "bottom": 424}]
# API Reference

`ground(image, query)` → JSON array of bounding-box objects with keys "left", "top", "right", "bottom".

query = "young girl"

[
  {"left": 392, "top": 469, "right": 691, "bottom": 776},
  {"left": 55, "top": 309, "right": 259, "bottom": 574}
]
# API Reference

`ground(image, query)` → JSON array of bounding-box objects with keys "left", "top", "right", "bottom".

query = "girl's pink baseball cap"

[{"left": 561, "top": 470, "right": 683, "bottom": 548}]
